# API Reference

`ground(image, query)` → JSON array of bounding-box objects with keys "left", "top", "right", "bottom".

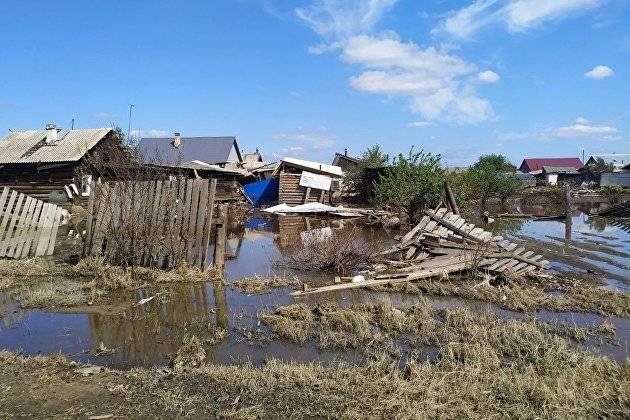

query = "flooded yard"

[{"left": 1, "top": 206, "right": 629, "bottom": 369}]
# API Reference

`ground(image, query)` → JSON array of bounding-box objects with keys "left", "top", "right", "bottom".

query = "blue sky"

[{"left": 0, "top": 0, "right": 628, "bottom": 166}]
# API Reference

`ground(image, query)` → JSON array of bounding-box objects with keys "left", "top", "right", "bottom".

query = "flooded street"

[{"left": 1, "top": 208, "right": 629, "bottom": 368}]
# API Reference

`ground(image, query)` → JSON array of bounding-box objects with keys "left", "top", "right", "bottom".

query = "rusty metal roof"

[{"left": 0, "top": 128, "right": 112, "bottom": 164}]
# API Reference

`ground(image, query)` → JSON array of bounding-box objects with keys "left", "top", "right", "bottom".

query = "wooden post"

[
  {"left": 444, "top": 180, "right": 460, "bottom": 215},
  {"left": 564, "top": 184, "right": 572, "bottom": 249},
  {"left": 213, "top": 204, "right": 228, "bottom": 270}
]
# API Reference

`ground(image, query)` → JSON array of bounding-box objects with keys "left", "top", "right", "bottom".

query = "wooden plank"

[
  {"left": 0, "top": 190, "right": 18, "bottom": 243},
  {"left": 32, "top": 202, "right": 52, "bottom": 257},
  {"left": 45, "top": 206, "right": 63, "bottom": 256},
  {"left": 0, "top": 193, "right": 24, "bottom": 257},
  {"left": 83, "top": 181, "right": 96, "bottom": 256},
  {"left": 292, "top": 259, "right": 473, "bottom": 297},
  {"left": 0, "top": 187, "right": 9, "bottom": 222},
  {"left": 200, "top": 179, "right": 218, "bottom": 270},
  {"left": 19, "top": 200, "right": 44, "bottom": 258},
  {"left": 185, "top": 179, "right": 202, "bottom": 262},
  {"left": 400, "top": 216, "right": 430, "bottom": 244},
  {"left": 6, "top": 196, "right": 35, "bottom": 258},
  {"left": 193, "top": 179, "right": 209, "bottom": 267}
]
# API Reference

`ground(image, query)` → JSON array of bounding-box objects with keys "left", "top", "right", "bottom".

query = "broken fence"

[
  {"left": 84, "top": 178, "right": 220, "bottom": 270},
  {"left": 292, "top": 207, "right": 549, "bottom": 296},
  {"left": 0, "top": 186, "right": 63, "bottom": 258}
]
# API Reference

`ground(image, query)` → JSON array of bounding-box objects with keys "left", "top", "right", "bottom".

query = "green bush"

[
  {"left": 373, "top": 148, "right": 444, "bottom": 218},
  {"left": 601, "top": 185, "right": 624, "bottom": 204}
]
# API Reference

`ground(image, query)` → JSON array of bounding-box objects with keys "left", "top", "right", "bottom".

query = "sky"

[{"left": 0, "top": 0, "right": 628, "bottom": 167}]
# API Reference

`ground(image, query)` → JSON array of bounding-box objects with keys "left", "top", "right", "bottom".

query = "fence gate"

[
  {"left": 84, "top": 178, "right": 218, "bottom": 270},
  {"left": 0, "top": 187, "right": 63, "bottom": 258}
]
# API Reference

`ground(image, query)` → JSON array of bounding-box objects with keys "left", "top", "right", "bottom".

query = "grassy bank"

[
  {"left": 1, "top": 301, "right": 628, "bottom": 419},
  {"left": 368, "top": 276, "right": 630, "bottom": 318}
]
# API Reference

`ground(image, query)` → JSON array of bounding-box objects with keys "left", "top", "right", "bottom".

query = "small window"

[{"left": 81, "top": 175, "right": 92, "bottom": 196}]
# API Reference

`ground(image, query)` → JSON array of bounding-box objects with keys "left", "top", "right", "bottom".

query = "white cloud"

[
  {"left": 554, "top": 118, "right": 617, "bottom": 138},
  {"left": 476, "top": 70, "right": 500, "bottom": 83},
  {"left": 435, "top": 0, "right": 604, "bottom": 39},
  {"left": 497, "top": 117, "right": 619, "bottom": 142},
  {"left": 342, "top": 33, "right": 493, "bottom": 123},
  {"left": 94, "top": 112, "right": 113, "bottom": 119},
  {"left": 296, "top": 0, "right": 398, "bottom": 39},
  {"left": 584, "top": 65, "right": 614, "bottom": 79},
  {"left": 408, "top": 121, "right": 431, "bottom": 127}
]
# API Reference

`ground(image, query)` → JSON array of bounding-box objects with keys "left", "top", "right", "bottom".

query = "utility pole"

[
  {"left": 71, "top": 118, "right": 75, "bottom": 129},
  {"left": 127, "top": 104, "right": 134, "bottom": 141}
]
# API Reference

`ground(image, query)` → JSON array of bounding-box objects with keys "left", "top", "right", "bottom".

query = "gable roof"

[
  {"left": 520, "top": 158, "right": 582, "bottom": 172},
  {"left": 0, "top": 128, "right": 113, "bottom": 164},
  {"left": 138, "top": 136, "right": 242, "bottom": 165},
  {"left": 332, "top": 152, "right": 359, "bottom": 166},
  {"left": 243, "top": 151, "right": 263, "bottom": 163},
  {"left": 586, "top": 154, "right": 630, "bottom": 168},
  {"left": 273, "top": 157, "right": 343, "bottom": 177}
]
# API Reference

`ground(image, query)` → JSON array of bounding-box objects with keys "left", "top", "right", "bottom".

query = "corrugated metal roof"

[
  {"left": 0, "top": 128, "right": 112, "bottom": 164},
  {"left": 137, "top": 136, "right": 242, "bottom": 165},
  {"left": 542, "top": 166, "right": 580, "bottom": 174},
  {"left": 519, "top": 158, "right": 583, "bottom": 172},
  {"left": 587, "top": 154, "right": 630, "bottom": 167}
]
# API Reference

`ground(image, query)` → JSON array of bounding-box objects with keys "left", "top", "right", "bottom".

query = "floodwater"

[{"left": 1, "top": 207, "right": 629, "bottom": 368}]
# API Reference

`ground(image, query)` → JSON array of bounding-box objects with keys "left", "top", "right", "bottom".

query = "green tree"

[
  {"left": 463, "top": 154, "right": 521, "bottom": 213},
  {"left": 373, "top": 147, "right": 444, "bottom": 218},
  {"left": 587, "top": 157, "right": 614, "bottom": 175}
]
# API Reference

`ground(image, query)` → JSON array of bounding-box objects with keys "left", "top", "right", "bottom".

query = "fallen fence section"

[
  {"left": 292, "top": 207, "right": 548, "bottom": 297},
  {"left": 0, "top": 187, "right": 63, "bottom": 258},
  {"left": 84, "top": 178, "right": 219, "bottom": 270},
  {"left": 591, "top": 201, "right": 630, "bottom": 217}
]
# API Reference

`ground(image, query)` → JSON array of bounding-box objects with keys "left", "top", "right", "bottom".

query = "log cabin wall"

[
  {"left": 278, "top": 173, "right": 330, "bottom": 205},
  {"left": 0, "top": 163, "right": 76, "bottom": 202}
]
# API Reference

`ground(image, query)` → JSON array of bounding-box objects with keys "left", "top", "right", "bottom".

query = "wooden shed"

[{"left": 273, "top": 157, "right": 343, "bottom": 205}]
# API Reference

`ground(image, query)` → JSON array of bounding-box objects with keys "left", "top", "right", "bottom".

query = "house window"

[{"left": 81, "top": 175, "right": 93, "bottom": 196}]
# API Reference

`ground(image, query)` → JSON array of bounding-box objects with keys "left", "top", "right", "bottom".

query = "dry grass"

[
  {"left": 279, "top": 227, "right": 382, "bottom": 275},
  {"left": 1, "top": 305, "right": 628, "bottom": 419},
  {"left": 231, "top": 275, "right": 302, "bottom": 294},
  {"left": 18, "top": 280, "right": 88, "bottom": 309},
  {"left": 368, "top": 276, "right": 630, "bottom": 318}
]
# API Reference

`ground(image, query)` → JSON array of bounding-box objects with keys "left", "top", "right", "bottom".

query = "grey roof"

[
  {"left": 138, "top": 136, "right": 242, "bottom": 165},
  {"left": 587, "top": 154, "right": 630, "bottom": 167},
  {"left": 542, "top": 166, "right": 580, "bottom": 175},
  {"left": 0, "top": 128, "right": 112, "bottom": 164}
]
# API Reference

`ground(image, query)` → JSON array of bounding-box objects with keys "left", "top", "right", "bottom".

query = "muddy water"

[{"left": 1, "top": 210, "right": 629, "bottom": 368}]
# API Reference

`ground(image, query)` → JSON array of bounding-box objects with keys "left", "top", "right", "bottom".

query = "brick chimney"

[{"left": 45, "top": 123, "right": 58, "bottom": 144}]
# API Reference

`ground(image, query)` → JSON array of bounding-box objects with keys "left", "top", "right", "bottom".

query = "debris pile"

[
  {"left": 592, "top": 200, "right": 630, "bottom": 217},
  {"left": 292, "top": 207, "right": 548, "bottom": 296}
]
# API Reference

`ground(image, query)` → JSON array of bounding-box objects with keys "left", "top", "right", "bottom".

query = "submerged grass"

[
  {"left": 1, "top": 301, "right": 628, "bottom": 418},
  {"left": 0, "top": 258, "right": 222, "bottom": 309},
  {"left": 231, "top": 275, "right": 302, "bottom": 294}
]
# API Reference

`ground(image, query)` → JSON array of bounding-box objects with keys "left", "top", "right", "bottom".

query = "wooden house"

[
  {"left": 0, "top": 124, "right": 123, "bottom": 202},
  {"left": 332, "top": 149, "right": 359, "bottom": 172}
]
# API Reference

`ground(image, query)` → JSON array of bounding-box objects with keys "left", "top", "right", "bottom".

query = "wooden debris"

[
  {"left": 292, "top": 207, "right": 548, "bottom": 297},
  {"left": 591, "top": 201, "right": 630, "bottom": 217}
]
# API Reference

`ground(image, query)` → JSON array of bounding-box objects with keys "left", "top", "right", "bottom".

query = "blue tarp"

[{"left": 243, "top": 178, "right": 279, "bottom": 206}]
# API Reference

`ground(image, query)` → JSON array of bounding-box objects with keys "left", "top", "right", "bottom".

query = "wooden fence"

[
  {"left": 84, "top": 178, "right": 219, "bottom": 270},
  {"left": 0, "top": 187, "right": 63, "bottom": 258}
]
